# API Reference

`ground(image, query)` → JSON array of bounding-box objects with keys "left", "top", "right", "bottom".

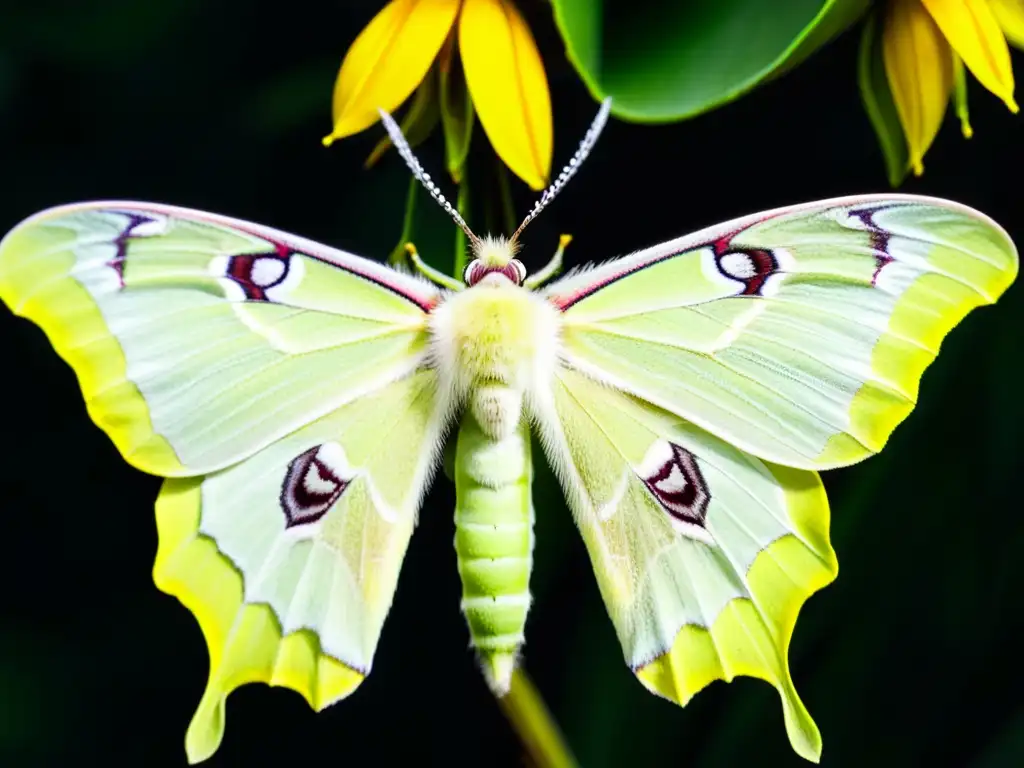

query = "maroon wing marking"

[
  {"left": 280, "top": 444, "right": 351, "bottom": 528},
  {"left": 849, "top": 206, "right": 896, "bottom": 284},
  {"left": 639, "top": 442, "right": 710, "bottom": 528},
  {"left": 225, "top": 244, "right": 293, "bottom": 302},
  {"left": 109, "top": 212, "right": 160, "bottom": 286}
]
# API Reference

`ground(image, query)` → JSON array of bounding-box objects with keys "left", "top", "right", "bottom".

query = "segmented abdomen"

[{"left": 453, "top": 397, "right": 534, "bottom": 694}]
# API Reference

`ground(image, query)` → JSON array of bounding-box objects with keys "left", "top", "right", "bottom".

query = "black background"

[{"left": 0, "top": 1, "right": 1021, "bottom": 766}]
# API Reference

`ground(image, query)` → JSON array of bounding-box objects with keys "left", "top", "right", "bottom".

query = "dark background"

[{"left": 1, "top": 1, "right": 1021, "bottom": 766}]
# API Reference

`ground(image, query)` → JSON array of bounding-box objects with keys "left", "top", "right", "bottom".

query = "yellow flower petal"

[
  {"left": 883, "top": 0, "right": 955, "bottom": 175},
  {"left": 364, "top": 67, "right": 440, "bottom": 168},
  {"left": 920, "top": 0, "right": 1018, "bottom": 111},
  {"left": 990, "top": 0, "right": 1024, "bottom": 49},
  {"left": 323, "top": 0, "right": 459, "bottom": 146},
  {"left": 459, "top": 0, "right": 552, "bottom": 190}
]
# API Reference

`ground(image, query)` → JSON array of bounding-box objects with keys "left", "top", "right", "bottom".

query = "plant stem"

[
  {"left": 453, "top": 178, "right": 471, "bottom": 279},
  {"left": 388, "top": 177, "right": 419, "bottom": 267},
  {"left": 495, "top": 158, "right": 517, "bottom": 237},
  {"left": 498, "top": 668, "right": 579, "bottom": 768}
]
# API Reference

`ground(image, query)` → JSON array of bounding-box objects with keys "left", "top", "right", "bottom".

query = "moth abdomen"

[{"left": 453, "top": 401, "right": 535, "bottom": 695}]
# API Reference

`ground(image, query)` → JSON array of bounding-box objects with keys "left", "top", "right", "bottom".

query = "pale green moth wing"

[
  {"left": 156, "top": 367, "right": 444, "bottom": 762},
  {"left": 544, "top": 194, "right": 1018, "bottom": 470},
  {"left": 0, "top": 201, "right": 441, "bottom": 475},
  {"left": 532, "top": 367, "right": 835, "bottom": 761},
  {"left": 0, "top": 202, "right": 449, "bottom": 763},
  {"left": 534, "top": 194, "right": 1016, "bottom": 761}
]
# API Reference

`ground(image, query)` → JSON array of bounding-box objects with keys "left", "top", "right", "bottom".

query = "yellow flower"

[
  {"left": 882, "top": 0, "right": 1022, "bottom": 175},
  {"left": 322, "top": 0, "right": 553, "bottom": 191}
]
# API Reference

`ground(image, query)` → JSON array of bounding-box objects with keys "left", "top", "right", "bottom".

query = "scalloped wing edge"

[
  {"left": 0, "top": 215, "right": 185, "bottom": 473},
  {"left": 634, "top": 465, "right": 837, "bottom": 763},
  {"left": 153, "top": 478, "right": 364, "bottom": 764},
  {"left": 819, "top": 265, "right": 995, "bottom": 465}
]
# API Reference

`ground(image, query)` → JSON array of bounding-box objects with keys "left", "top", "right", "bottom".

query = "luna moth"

[{"left": 0, "top": 98, "right": 1016, "bottom": 764}]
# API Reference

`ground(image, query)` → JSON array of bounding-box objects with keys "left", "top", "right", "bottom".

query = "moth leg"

[
  {"left": 405, "top": 242, "right": 465, "bottom": 291},
  {"left": 524, "top": 234, "right": 571, "bottom": 289}
]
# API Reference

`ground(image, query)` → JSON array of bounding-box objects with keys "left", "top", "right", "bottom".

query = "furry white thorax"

[{"left": 430, "top": 275, "right": 560, "bottom": 440}]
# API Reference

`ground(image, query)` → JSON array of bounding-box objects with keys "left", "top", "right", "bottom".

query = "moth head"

[
  {"left": 463, "top": 235, "right": 526, "bottom": 287},
  {"left": 376, "top": 98, "right": 612, "bottom": 288}
]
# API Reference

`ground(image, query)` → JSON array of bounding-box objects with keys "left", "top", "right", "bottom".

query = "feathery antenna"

[
  {"left": 377, "top": 107, "right": 480, "bottom": 246},
  {"left": 511, "top": 98, "right": 612, "bottom": 243}
]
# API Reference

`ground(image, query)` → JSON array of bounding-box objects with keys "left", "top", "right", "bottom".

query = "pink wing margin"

[
  {"left": 25, "top": 200, "right": 442, "bottom": 312},
  {"left": 542, "top": 193, "right": 1012, "bottom": 310}
]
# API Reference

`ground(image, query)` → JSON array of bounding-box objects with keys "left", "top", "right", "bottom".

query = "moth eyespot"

[
  {"left": 212, "top": 251, "right": 296, "bottom": 302},
  {"left": 280, "top": 442, "right": 354, "bottom": 527},
  {"left": 249, "top": 257, "right": 286, "bottom": 287},
  {"left": 719, "top": 252, "right": 757, "bottom": 279},
  {"left": 715, "top": 248, "right": 779, "bottom": 296},
  {"left": 637, "top": 439, "right": 712, "bottom": 542}
]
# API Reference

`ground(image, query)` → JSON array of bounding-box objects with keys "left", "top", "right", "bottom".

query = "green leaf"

[
  {"left": 550, "top": 0, "right": 869, "bottom": 121},
  {"left": 857, "top": 9, "right": 910, "bottom": 187},
  {"left": 771, "top": 0, "right": 871, "bottom": 78}
]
